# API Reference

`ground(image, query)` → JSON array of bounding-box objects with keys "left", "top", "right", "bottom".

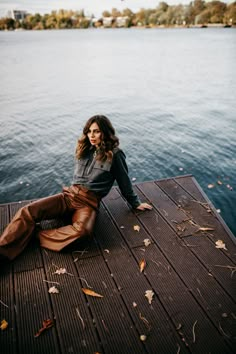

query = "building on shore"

[{"left": 7, "top": 10, "right": 28, "bottom": 21}]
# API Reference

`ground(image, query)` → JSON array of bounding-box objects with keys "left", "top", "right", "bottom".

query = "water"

[{"left": 0, "top": 28, "right": 235, "bottom": 235}]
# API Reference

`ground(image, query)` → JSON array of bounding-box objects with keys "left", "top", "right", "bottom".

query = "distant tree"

[
  {"left": 207, "top": 1, "right": 227, "bottom": 23},
  {"left": 224, "top": 1, "right": 236, "bottom": 25},
  {"left": 102, "top": 10, "right": 111, "bottom": 17},
  {"left": 111, "top": 8, "right": 121, "bottom": 17}
]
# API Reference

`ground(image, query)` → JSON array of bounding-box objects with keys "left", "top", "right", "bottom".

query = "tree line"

[{"left": 0, "top": 0, "right": 235, "bottom": 31}]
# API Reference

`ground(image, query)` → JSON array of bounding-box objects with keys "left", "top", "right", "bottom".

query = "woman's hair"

[{"left": 76, "top": 115, "right": 119, "bottom": 161}]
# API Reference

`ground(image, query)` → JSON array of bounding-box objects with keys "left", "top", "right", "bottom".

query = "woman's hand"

[{"left": 136, "top": 203, "right": 152, "bottom": 211}]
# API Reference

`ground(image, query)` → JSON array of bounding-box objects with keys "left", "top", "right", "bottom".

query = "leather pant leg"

[
  {"left": 0, "top": 193, "right": 68, "bottom": 260},
  {"left": 39, "top": 205, "right": 97, "bottom": 252}
]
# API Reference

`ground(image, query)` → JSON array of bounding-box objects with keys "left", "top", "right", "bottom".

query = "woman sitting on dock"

[{"left": 0, "top": 115, "right": 152, "bottom": 261}]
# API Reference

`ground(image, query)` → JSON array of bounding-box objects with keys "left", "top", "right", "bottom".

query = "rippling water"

[{"left": 0, "top": 28, "right": 235, "bottom": 235}]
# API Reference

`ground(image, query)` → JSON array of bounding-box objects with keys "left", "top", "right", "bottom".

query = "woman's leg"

[
  {"left": 0, "top": 193, "right": 67, "bottom": 260},
  {"left": 39, "top": 205, "right": 97, "bottom": 252}
]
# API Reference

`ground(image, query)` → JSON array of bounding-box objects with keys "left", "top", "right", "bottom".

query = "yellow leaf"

[
  {"left": 139, "top": 259, "right": 146, "bottom": 273},
  {"left": 215, "top": 240, "right": 227, "bottom": 250},
  {"left": 143, "top": 239, "right": 151, "bottom": 247},
  {"left": 133, "top": 225, "right": 140, "bottom": 232},
  {"left": 82, "top": 288, "right": 103, "bottom": 298},
  {"left": 140, "top": 334, "right": 147, "bottom": 341},
  {"left": 145, "top": 290, "right": 154, "bottom": 304},
  {"left": 1, "top": 319, "right": 8, "bottom": 330}
]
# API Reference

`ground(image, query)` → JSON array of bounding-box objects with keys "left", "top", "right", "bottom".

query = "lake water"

[{"left": 0, "top": 28, "right": 235, "bottom": 235}]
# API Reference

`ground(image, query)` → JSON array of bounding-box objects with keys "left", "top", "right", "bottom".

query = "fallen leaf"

[
  {"left": 215, "top": 240, "right": 227, "bottom": 250},
  {"left": 34, "top": 319, "right": 53, "bottom": 338},
  {"left": 48, "top": 286, "right": 59, "bottom": 294},
  {"left": 54, "top": 268, "right": 67, "bottom": 275},
  {"left": 133, "top": 225, "right": 140, "bottom": 232},
  {"left": 82, "top": 288, "right": 103, "bottom": 298},
  {"left": 140, "top": 334, "right": 147, "bottom": 341},
  {"left": 133, "top": 302, "right": 137, "bottom": 307},
  {"left": 143, "top": 239, "right": 151, "bottom": 247},
  {"left": 208, "top": 184, "right": 215, "bottom": 189},
  {"left": 198, "top": 227, "right": 214, "bottom": 232},
  {"left": 217, "top": 180, "right": 223, "bottom": 185},
  {"left": 104, "top": 249, "right": 110, "bottom": 254},
  {"left": 1, "top": 319, "right": 8, "bottom": 330},
  {"left": 145, "top": 290, "right": 154, "bottom": 304},
  {"left": 139, "top": 259, "right": 146, "bottom": 273}
]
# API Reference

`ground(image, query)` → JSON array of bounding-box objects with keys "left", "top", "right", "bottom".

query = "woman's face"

[{"left": 87, "top": 122, "right": 102, "bottom": 148}]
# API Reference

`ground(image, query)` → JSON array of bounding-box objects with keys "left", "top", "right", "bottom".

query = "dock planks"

[{"left": 0, "top": 175, "right": 235, "bottom": 354}]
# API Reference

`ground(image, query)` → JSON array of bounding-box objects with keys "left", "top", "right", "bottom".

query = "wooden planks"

[{"left": 0, "top": 176, "right": 235, "bottom": 353}]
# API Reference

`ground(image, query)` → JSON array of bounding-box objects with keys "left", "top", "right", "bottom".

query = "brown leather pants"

[{"left": 0, "top": 185, "right": 100, "bottom": 261}]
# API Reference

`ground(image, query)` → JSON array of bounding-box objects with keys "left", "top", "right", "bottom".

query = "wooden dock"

[{"left": 0, "top": 175, "right": 235, "bottom": 354}]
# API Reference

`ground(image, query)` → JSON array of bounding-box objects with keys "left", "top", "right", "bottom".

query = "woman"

[{"left": 0, "top": 115, "right": 152, "bottom": 261}]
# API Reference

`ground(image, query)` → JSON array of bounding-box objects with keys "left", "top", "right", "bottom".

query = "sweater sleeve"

[{"left": 111, "top": 149, "right": 141, "bottom": 209}]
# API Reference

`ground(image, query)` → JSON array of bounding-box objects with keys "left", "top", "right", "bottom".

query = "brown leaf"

[
  {"left": 34, "top": 319, "right": 53, "bottom": 338},
  {"left": 139, "top": 259, "right": 146, "bottom": 273},
  {"left": 82, "top": 288, "right": 103, "bottom": 298},
  {"left": 1, "top": 319, "right": 8, "bottom": 330}
]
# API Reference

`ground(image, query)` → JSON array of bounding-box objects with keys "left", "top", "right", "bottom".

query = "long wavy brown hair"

[{"left": 76, "top": 115, "right": 119, "bottom": 161}]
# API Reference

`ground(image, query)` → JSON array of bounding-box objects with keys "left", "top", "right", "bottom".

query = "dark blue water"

[{"left": 0, "top": 28, "right": 235, "bottom": 235}]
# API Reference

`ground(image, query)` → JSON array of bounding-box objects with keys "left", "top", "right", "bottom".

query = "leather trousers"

[{"left": 0, "top": 185, "right": 100, "bottom": 260}]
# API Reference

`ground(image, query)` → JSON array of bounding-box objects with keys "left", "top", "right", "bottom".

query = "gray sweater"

[{"left": 72, "top": 147, "right": 141, "bottom": 208}]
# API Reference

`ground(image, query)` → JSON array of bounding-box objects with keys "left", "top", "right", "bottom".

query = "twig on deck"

[
  {"left": 79, "top": 278, "right": 92, "bottom": 289},
  {"left": 0, "top": 299, "right": 9, "bottom": 308},
  {"left": 214, "top": 265, "right": 236, "bottom": 278},
  {"left": 192, "top": 320, "right": 197, "bottom": 343},
  {"left": 218, "top": 322, "right": 231, "bottom": 338},
  {"left": 76, "top": 307, "right": 85, "bottom": 329},
  {"left": 139, "top": 313, "right": 151, "bottom": 331},
  {"left": 43, "top": 280, "right": 60, "bottom": 285},
  {"left": 72, "top": 248, "right": 88, "bottom": 258},
  {"left": 176, "top": 343, "right": 181, "bottom": 354},
  {"left": 102, "top": 319, "right": 109, "bottom": 332}
]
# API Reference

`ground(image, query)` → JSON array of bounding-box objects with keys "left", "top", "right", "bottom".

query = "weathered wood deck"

[{"left": 0, "top": 175, "right": 235, "bottom": 354}]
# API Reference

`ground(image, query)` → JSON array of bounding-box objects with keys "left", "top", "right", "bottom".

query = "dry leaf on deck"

[
  {"left": 139, "top": 259, "right": 146, "bottom": 273},
  {"left": 48, "top": 286, "right": 59, "bottom": 294},
  {"left": 34, "top": 319, "right": 53, "bottom": 338},
  {"left": 82, "top": 288, "right": 103, "bottom": 298},
  {"left": 1, "top": 319, "right": 8, "bottom": 330},
  {"left": 54, "top": 268, "right": 67, "bottom": 275},
  {"left": 143, "top": 239, "right": 151, "bottom": 247},
  {"left": 133, "top": 302, "right": 137, "bottom": 307},
  {"left": 215, "top": 240, "right": 227, "bottom": 250},
  {"left": 133, "top": 225, "right": 140, "bottom": 232},
  {"left": 145, "top": 290, "right": 154, "bottom": 304},
  {"left": 198, "top": 227, "right": 214, "bottom": 232},
  {"left": 140, "top": 334, "right": 147, "bottom": 341}
]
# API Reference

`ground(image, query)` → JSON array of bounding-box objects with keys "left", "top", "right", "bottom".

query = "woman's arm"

[{"left": 111, "top": 149, "right": 152, "bottom": 210}]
